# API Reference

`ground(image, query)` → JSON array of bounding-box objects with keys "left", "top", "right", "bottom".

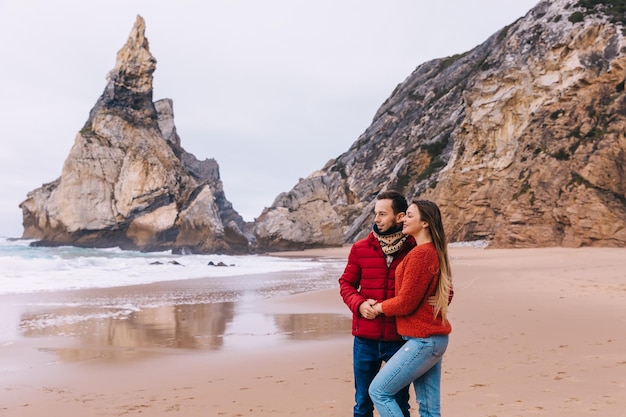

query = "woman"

[{"left": 367, "top": 199, "right": 453, "bottom": 417}]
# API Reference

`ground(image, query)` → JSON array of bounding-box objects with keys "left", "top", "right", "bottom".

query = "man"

[{"left": 339, "top": 190, "right": 416, "bottom": 417}]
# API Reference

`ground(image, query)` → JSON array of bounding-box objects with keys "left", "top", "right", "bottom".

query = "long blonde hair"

[{"left": 413, "top": 199, "right": 452, "bottom": 323}]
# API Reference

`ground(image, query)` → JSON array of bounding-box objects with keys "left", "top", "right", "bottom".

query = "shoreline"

[{"left": 2, "top": 246, "right": 625, "bottom": 416}]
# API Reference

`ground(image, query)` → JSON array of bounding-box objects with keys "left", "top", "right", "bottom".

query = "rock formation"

[
  {"left": 20, "top": 16, "right": 249, "bottom": 254},
  {"left": 254, "top": 0, "right": 626, "bottom": 249}
]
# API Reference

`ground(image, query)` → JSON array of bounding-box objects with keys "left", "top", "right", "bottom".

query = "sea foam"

[{"left": 0, "top": 238, "right": 339, "bottom": 295}]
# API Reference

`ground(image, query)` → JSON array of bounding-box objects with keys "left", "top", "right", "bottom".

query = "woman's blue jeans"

[
  {"left": 353, "top": 337, "right": 411, "bottom": 417},
  {"left": 369, "top": 335, "right": 448, "bottom": 417}
]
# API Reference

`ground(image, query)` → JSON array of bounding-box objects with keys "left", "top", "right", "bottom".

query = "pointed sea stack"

[{"left": 20, "top": 16, "right": 249, "bottom": 254}]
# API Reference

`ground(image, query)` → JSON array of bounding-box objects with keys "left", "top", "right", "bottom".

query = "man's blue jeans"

[
  {"left": 353, "top": 336, "right": 410, "bottom": 417},
  {"left": 369, "top": 335, "right": 448, "bottom": 417}
]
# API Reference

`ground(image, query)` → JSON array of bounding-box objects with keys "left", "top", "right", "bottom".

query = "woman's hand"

[{"left": 367, "top": 298, "right": 383, "bottom": 314}]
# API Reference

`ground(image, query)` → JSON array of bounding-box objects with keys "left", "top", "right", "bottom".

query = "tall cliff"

[
  {"left": 254, "top": 0, "right": 626, "bottom": 250},
  {"left": 20, "top": 16, "right": 249, "bottom": 253}
]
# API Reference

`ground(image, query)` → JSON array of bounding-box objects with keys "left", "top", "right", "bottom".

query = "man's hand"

[{"left": 359, "top": 300, "right": 379, "bottom": 319}]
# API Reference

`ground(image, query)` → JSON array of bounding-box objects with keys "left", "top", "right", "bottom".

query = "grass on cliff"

[{"left": 573, "top": 0, "right": 626, "bottom": 31}]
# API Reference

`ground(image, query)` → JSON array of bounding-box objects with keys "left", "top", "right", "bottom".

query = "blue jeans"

[
  {"left": 369, "top": 335, "right": 448, "bottom": 417},
  {"left": 353, "top": 337, "right": 411, "bottom": 417}
]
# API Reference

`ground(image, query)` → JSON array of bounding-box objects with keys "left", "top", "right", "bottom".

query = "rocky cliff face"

[
  {"left": 254, "top": 0, "right": 626, "bottom": 249},
  {"left": 20, "top": 16, "right": 249, "bottom": 254}
]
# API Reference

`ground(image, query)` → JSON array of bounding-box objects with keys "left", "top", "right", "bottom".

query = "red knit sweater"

[{"left": 381, "top": 242, "right": 452, "bottom": 338}]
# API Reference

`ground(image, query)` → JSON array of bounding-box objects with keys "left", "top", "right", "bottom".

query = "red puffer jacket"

[{"left": 339, "top": 232, "right": 415, "bottom": 341}]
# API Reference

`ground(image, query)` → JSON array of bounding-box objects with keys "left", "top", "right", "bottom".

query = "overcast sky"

[{"left": 0, "top": 0, "right": 539, "bottom": 238}]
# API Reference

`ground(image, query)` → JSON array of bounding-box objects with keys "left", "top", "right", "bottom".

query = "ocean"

[
  {"left": 0, "top": 237, "right": 351, "bottom": 353},
  {"left": 0, "top": 237, "right": 344, "bottom": 296}
]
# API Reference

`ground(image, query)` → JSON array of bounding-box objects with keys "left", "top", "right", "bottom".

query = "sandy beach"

[{"left": 1, "top": 246, "right": 625, "bottom": 417}]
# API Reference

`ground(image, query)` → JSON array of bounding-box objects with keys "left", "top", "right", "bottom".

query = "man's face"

[{"left": 374, "top": 199, "right": 404, "bottom": 233}]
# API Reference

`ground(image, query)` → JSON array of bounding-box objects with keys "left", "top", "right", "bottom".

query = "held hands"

[
  {"left": 369, "top": 299, "right": 383, "bottom": 314},
  {"left": 360, "top": 297, "right": 437, "bottom": 320},
  {"left": 359, "top": 299, "right": 380, "bottom": 319}
]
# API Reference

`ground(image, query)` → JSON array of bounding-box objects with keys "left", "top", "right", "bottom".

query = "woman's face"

[{"left": 402, "top": 204, "right": 426, "bottom": 237}]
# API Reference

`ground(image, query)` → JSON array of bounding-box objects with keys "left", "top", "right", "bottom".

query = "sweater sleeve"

[{"left": 381, "top": 244, "right": 438, "bottom": 317}]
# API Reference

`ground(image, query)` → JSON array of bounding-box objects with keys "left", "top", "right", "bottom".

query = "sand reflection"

[{"left": 18, "top": 299, "right": 351, "bottom": 362}]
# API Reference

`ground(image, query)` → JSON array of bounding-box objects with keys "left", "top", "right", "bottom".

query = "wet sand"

[{"left": 1, "top": 246, "right": 626, "bottom": 416}]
